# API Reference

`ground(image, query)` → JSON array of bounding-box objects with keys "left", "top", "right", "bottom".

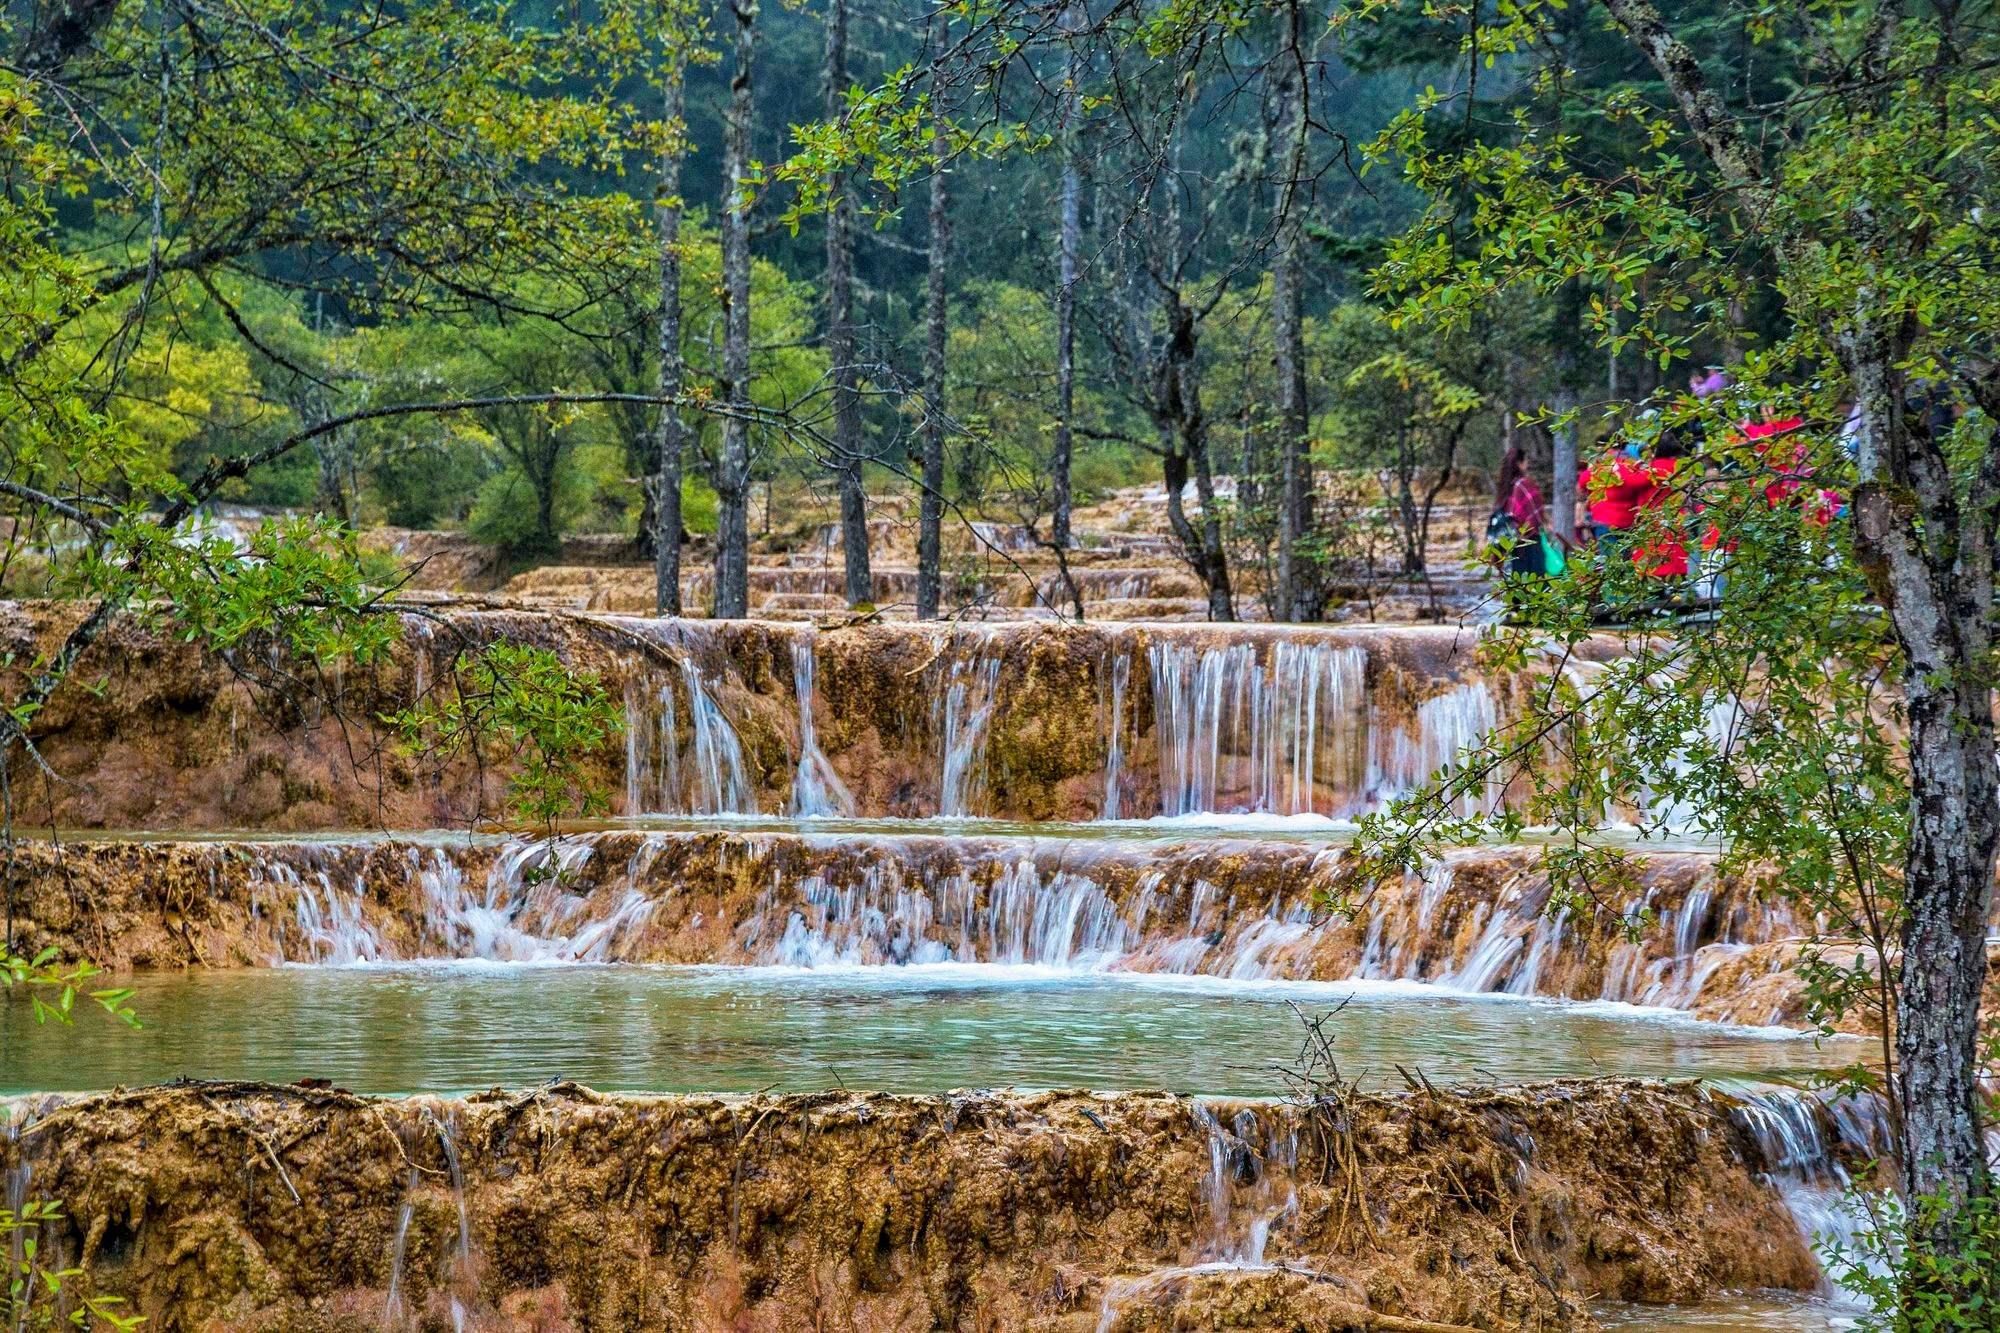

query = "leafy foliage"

[
  {"left": 3, "top": 948, "right": 139, "bottom": 1030},
  {"left": 2, "top": 950, "right": 142, "bottom": 1328},
  {"left": 388, "top": 643, "right": 625, "bottom": 833}
]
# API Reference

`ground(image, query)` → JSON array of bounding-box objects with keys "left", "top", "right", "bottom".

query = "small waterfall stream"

[
  {"left": 936, "top": 648, "right": 1003, "bottom": 818},
  {"left": 1095, "top": 1103, "right": 1304, "bottom": 1331},
  {"left": 621, "top": 625, "right": 755, "bottom": 816},
  {"left": 1728, "top": 1088, "right": 1897, "bottom": 1300},
  {"left": 384, "top": 1165, "right": 419, "bottom": 1327},
  {"left": 787, "top": 636, "right": 852, "bottom": 817}
]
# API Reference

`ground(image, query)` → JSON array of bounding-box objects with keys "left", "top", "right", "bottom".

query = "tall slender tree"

[
  {"left": 823, "top": 0, "right": 871, "bottom": 606},
  {"left": 1546, "top": 281, "right": 1583, "bottom": 545},
  {"left": 712, "top": 0, "right": 759, "bottom": 619},
  {"left": 1049, "top": 0, "right": 1085, "bottom": 611},
  {"left": 915, "top": 16, "right": 952, "bottom": 621},
  {"left": 1269, "top": 0, "right": 1315, "bottom": 620},
  {"left": 1349, "top": 0, "right": 2000, "bottom": 1298},
  {"left": 651, "top": 46, "right": 691, "bottom": 616}
]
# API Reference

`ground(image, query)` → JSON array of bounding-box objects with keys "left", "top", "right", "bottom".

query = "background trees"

[{"left": 4, "top": 0, "right": 1483, "bottom": 615}]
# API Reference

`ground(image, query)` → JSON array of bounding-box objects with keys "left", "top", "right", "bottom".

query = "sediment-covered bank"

[
  {"left": 0, "top": 601, "right": 1556, "bottom": 829},
  {"left": 0, "top": 1079, "right": 1835, "bottom": 1331},
  {"left": 4, "top": 829, "right": 1838, "bottom": 1026}
]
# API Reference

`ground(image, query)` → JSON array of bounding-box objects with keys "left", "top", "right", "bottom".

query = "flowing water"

[
  {"left": 1593, "top": 1294, "right": 1856, "bottom": 1329},
  {"left": 1, "top": 617, "right": 1926, "bottom": 1328},
  {"left": 0, "top": 963, "right": 1853, "bottom": 1098}
]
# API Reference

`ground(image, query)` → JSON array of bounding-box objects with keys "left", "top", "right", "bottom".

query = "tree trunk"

[
  {"left": 1158, "top": 299, "right": 1234, "bottom": 621},
  {"left": 1050, "top": 0, "right": 1083, "bottom": 591},
  {"left": 1847, "top": 325, "right": 1998, "bottom": 1241},
  {"left": 1547, "top": 282, "right": 1582, "bottom": 545},
  {"left": 713, "top": 0, "right": 757, "bottom": 620},
  {"left": 824, "top": 0, "right": 870, "bottom": 607},
  {"left": 533, "top": 444, "right": 559, "bottom": 556},
  {"left": 651, "top": 60, "right": 689, "bottom": 617},
  {"left": 1270, "top": 9, "right": 1314, "bottom": 620},
  {"left": 1895, "top": 669, "right": 1999, "bottom": 1221},
  {"left": 916, "top": 44, "right": 950, "bottom": 622}
]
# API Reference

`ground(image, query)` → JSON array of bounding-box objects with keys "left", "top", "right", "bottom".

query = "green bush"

[
  {"left": 1826, "top": 1188, "right": 2000, "bottom": 1331},
  {"left": 466, "top": 462, "right": 592, "bottom": 559}
]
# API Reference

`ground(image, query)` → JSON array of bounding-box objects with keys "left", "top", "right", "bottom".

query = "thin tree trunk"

[
  {"left": 652, "top": 60, "right": 689, "bottom": 617},
  {"left": 1847, "top": 325, "right": 1999, "bottom": 1239},
  {"left": 1159, "top": 300, "right": 1234, "bottom": 621},
  {"left": 1049, "top": 0, "right": 1083, "bottom": 607},
  {"left": 1270, "top": 5, "right": 1314, "bottom": 621},
  {"left": 916, "top": 42, "right": 950, "bottom": 621},
  {"left": 824, "top": 0, "right": 870, "bottom": 606},
  {"left": 713, "top": 0, "right": 758, "bottom": 619},
  {"left": 1548, "top": 282, "right": 1582, "bottom": 545}
]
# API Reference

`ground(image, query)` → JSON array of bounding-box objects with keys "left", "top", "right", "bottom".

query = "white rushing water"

[
  {"left": 787, "top": 637, "right": 853, "bottom": 818},
  {"left": 1102, "top": 647, "right": 1132, "bottom": 821},
  {"left": 1727, "top": 1087, "right": 1897, "bottom": 1307},
  {"left": 622, "top": 626, "right": 755, "bottom": 816},
  {"left": 936, "top": 649, "right": 1003, "bottom": 818},
  {"left": 599, "top": 622, "right": 1515, "bottom": 823},
  {"left": 1150, "top": 639, "right": 1370, "bottom": 818},
  {"left": 239, "top": 829, "right": 1805, "bottom": 1032}
]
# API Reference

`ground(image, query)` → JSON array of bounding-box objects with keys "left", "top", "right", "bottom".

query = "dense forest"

[{"left": 0, "top": 0, "right": 1694, "bottom": 619}]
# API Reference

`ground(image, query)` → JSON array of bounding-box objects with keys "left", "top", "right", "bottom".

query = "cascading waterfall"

[
  {"left": 1366, "top": 680, "right": 1499, "bottom": 815},
  {"left": 210, "top": 830, "right": 1815, "bottom": 1018},
  {"left": 936, "top": 647, "right": 1003, "bottom": 817},
  {"left": 787, "top": 637, "right": 852, "bottom": 818},
  {"left": 1338, "top": 849, "right": 1804, "bottom": 1010},
  {"left": 1149, "top": 638, "right": 1368, "bottom": 817},
  {"left": 1728, "top": 1088, "right": 1897, "bottom": 1300},
  {"left": 1102, "top": 646, "right": 1131, "bottom": 820},
  {"left": 280, "top": 858, "right": 384, "bottom": 965},
  {"left": 768, "top": 859, "right": 1154, "bottom": 970},
  {"left": 419, "top": 840, "right": 652, "bottom": 962},
  {"left": 623, "top": 651, "right": 754, "bottom": 816}
]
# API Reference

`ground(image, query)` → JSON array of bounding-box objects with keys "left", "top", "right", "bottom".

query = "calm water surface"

[
  {"left": 1, "top": 964, "right": 1849, "bottom": 1097},
  {"left": 1595, "top": 1292, "right": 1855, "bottom": 1330}
]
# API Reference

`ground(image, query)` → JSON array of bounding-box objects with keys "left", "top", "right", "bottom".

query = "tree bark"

[
  {"left": 1157, "top": 299, "right": 1235, "bottom": 621},
  {"left": 916, "top": 36, "right": 951, "bottom": 622},
  {"left": 823, "top": 0, "right": 870, "bottom": 607},
  {"left": 1547, "top": 281, "right": 1582, "bottom": 545},
  {"left": 1049, "top": 0, "right": 1084, "bottom": 605},
  {"left": 1270, "top": 3, "right": 1315, "bottom": 620},
  {"left": 713, "top": 0, "right": 758, "bottom": 620},
  {"left": 652, "top": 60, "right": 689, "bottom": 617},
  {"left": 1847, "top": 321, "right": 1999, "bottom": 1233}
]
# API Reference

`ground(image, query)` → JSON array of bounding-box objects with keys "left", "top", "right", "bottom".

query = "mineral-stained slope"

[
  {"left": 0, "top": 601, "right": 1544, "bottom": 829},
  {"left": 3, "top": 1080, "right": 1820, "bottom": 1331}
]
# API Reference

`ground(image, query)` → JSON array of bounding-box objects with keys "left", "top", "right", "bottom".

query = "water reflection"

[{"left": 2, "top": 964, "right": 1850, "bottom": 1097}]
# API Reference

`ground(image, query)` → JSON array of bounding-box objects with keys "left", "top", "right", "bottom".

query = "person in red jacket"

[{"left": 1581, "top": 439, "right": 1687, "bottom": 577}]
